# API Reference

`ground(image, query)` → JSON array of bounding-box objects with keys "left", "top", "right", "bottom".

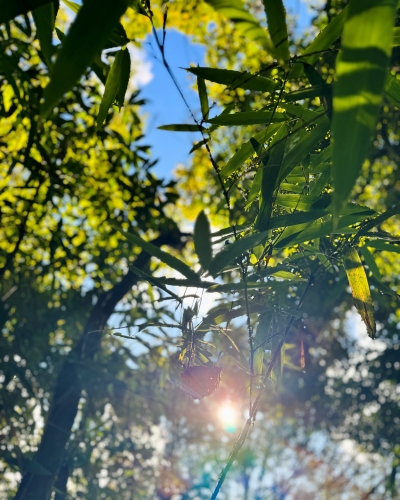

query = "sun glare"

[{"left": 218, "top": 402, "right": 238, "bottom": 433}]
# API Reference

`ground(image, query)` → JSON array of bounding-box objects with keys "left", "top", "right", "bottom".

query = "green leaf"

[
  {"left": 189, "top": 139, "right": 208, "bottom": 154},
  {"left": 115, "top": 226, "right": 200, "bottom": 281},
  {"left": 32, "top": 1, "right": 55, "bottom": 66},
  {"left": 343, "top": 247, "right": 376, "bottom": 339},
  {"left": 254, "top": 312, "right": 273, "bottom": 375},
  {"left": 366, "top": 240, "right": 400, "bottom": 253},
  {"left": 308, "top": 144, "right": 331, "bottom": 172},
  {"left": 194, "top": 211, "right": 213, "bottom": 271},
  {"left": 255, "top": 125, "right": 288, "bottom": 231},
  {"left": 284, "top": 84, "right": 333, "bottom": 102},
  {"left": 158, "top": 124, "right": 203, "bottom": 132},
  {"left": 281, "top": 114, "right": 330, "bottom": 178},
  {"left": 268, "top": 210, "right": 328, "bottom": 230},
  {"left": 40, "top": 0, "right": 129, "bottom": 118},
  {"left": 291, "top": 5, "right": 349, "bottom": 77},
  {"left": 385, "top": 73, "right": 400, "bottom": 107},
  {"left": 392, "top": 26, "right": 400, "bottom": 45},
  {"left": 275, "top": 193, "right": 330, "bottom": 212},
  {"left": 186, "top": 66, "right": 275, "bottom": 93},
  {"left": 262, "top": 0, "right": 289, "bottom": 62},
  {"left": 206, "top": 111, "right": 287, "bottom": 126},
  {"left": 270, "top": 271, "right": 307, "bottom": 281},
  {"left": 360, "top": 246, "right": 382, "bottom": 280},
  {"left": 0, "top": 0, "right": 53, "bottom": 23},
  {"left": 208, "top": 231, "right": 269, "bottom": 276},
  {"left": 207, "top": 281, "right": 288, "bottom": 292},
  {"left": 221, "top": 123, "right": 282, "bottom": 178},
  {"left": 116, "top": 48, "right": 131, "bottom": 108},
  {"left": 197, "top": 77, "right": 209, "bottom": 119},
  {"left": 276, "top": 212, "right": 376, "bottom": 249},
  {"left": 331, "top": 0, "right": 397, "bottom": 222},
  {"left": 96, "top": 49, "right": 124, "bottom": 130},
  {"left": 205, "top": 0, "right": 275, "bottom": 53}
]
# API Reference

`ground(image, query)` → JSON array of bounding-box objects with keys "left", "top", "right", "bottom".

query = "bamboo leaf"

[
  {"left": 208, "top": 231, "right": 269, "bottom": 276},
  {"left": 206, "top": 111, "right": 287, "bottom": 126},
  {"left": 331, "top": 0, "right": 397, "bottom": 222},
  {"left": 32, "top": 1, "right": 55, "bottom": 66},
  {"left": 129, "top": 266, "right": 182, "bottom": 303},
  {"left": 343, "top": 247, "right": 376, "bottom": 339},
  {"left": 385, "top": 73, "right": 400, "bottom": 107},
  {"left": 284, "top": 84, "right": 333, "bottom": 102},
  {"left": 115, "top": 226, "right": 200, "bottom": 281},
  {"left": 158, "top": 124, "right": 203, "bottom": 132},
  {"left": 360, "top": 245, "right": 382, "bottom": 280},
  {"left": 96, "top": 49, "right": 125, "bottom": 130},
  {"left": 40, "top": 0, "right": 129, "bottom": 118},
  {"left": 116, "top": 48, "right": 131, "bottom": 108},
  {"left": 262, "top": 0, "right": 289, "bottom": 62},
  {"left": 221, "top": 123, "right": 281, "bottom": 178},
  {"left": 189, "top": 139, "right": 208, "bottom": 154},
  {"left": 281, "top": 114, "right": 330, "bottom": 178},
  {"left": 205, "top": 0, "right": 275, "bottom": 53},
  {"left": 194, "top": 211, "right": 213, "bottom": 271},
  {"left": 366, "top": 240, "right": 400, "bottom": 253},
  {"left": 255, "top": 125, "right": 288, "bottom": 231},
  {"left": 186, "top": 66, "right": 275, "bottom": 93},
  {"left": 207, "top": 281, "right": 288, "bottom": 292},
  {"left": 197, "top": 77, "right": 209, "bottom": 119}
]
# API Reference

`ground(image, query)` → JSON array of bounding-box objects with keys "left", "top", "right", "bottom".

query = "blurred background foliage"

[{"left": 0, "top": 0, "right": 400, "bottom": 499}]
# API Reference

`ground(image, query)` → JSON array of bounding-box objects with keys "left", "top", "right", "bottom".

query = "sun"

[{"left": 218, "top": 402, "right": 238, "bottom": 433}]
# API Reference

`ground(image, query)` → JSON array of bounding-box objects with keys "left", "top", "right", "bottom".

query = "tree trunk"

[{"left": 14, "top": 229, "right": 184, "bottom": 500}]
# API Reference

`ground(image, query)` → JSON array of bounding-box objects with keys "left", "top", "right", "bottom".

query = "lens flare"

[{"left": 218, "top": 402, "right": 237, "bottom": 433}]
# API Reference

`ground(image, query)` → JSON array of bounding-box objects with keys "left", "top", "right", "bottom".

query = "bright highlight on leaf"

[{"left": 343, "top": 247, "right": 376, "bottom": 339}]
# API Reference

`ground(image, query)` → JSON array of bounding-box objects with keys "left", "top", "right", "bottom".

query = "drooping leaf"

[
  {"left": 32, "top": 1, "right": 55, "bottom": 66},
  {"left": 116, "top": 48, "right": 131, "bottom": 108},
  {"left": 262, "top": 0, "right": 289, "bottom": 62},
  {"left": 194, "top": 211, "right": 213, "bottom": 271},
  {"left": 190, "top": 139, "right": 208, "bottom": 154},
  {"left": 205, "top": 0, "right": 275, "bottom": 53},
  {"left": 96, "top": 49, "right": 125, "bottom": 130},
  {"left": 207, "top": 281, "right": 288, "bottom": 292},
  {"left": 208, "top": 231, "right": 269, "bottom": 277},
  {"left": 360, "top": 246, "right": 382, "bottom": 280},
  {"left": 253, "top": 312, "right": 273, "bottom": 376},
  {"left": 154, "top": 277, "right": 215, "bottom": 288},
  {"left": 129, "top": 266, "right": 182, "bottom": 303},
  {"left": 331, "top": 0, "right": 397, "bottom": 222},
  {"left": 255, "top": 125, "right": 288, "bottom": 231},
  {"left": 206, "top": 111, "right": 287, "bottom": 126},
  {"left": 40, "top": 0, "right": 129, "bottom": 118},
  {"left": 221, "top": 123, "right": 282, "bottom": 178},
  {"left": 115, "top": 226, "right": 200, "bottom": 281},
  {"left": 158, "top": 124, "right": 203, "bottom": 132},
  {"left": 186, "top": 66, "right": 275, "bottom": 93},
  {"left": 197, "top": 77, "right": 209, "bottom": 119},
  {"left": 343, "top": 247, "right": 376, "bottom": 339}
]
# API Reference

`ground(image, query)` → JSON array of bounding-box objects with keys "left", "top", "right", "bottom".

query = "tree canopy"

[{"left": 1, "top": 0, "right": 400, "bottom": 498}]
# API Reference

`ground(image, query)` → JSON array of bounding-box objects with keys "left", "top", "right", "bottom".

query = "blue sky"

[{"left": 137, "top": 0, "right": 314, "bottom": 179}]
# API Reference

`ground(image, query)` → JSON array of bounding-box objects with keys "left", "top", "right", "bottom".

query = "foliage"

[{"left": 1, "top": 0, "right": 400, "bottom": 499}]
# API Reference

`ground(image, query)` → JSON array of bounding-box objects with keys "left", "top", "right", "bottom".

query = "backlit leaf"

[
  {"left": 343, "top": 247, "right": 376, "bottom": 339},
  {"left": 32, "top": 1, "right": 55, "bottom": 66},
  {"left": 208, "top": 231, "right": 269, "bottom": 277},
  {"left": 96, "top": 49, "right": 125, "bottom": 130},
  {"left": 116, "top": 48, "right": 131, "bottom": 109},
  {"left": 360, "top": 246, "right": 382, "bottom": 280},
  {"left": 205, "top": 0, "right": 275, "bottom": 53},
  {"left": 40, "top": 0, "right": 129, "bottom": 118},
  {"left": 221, "top": 123, "right": 281, "bottom": 178},
  {"left": 197, "top": 77, "right": 209, "bottom": 119},
  {"left": 331, "top": 0, "right": 397, "bottom": 222}
]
